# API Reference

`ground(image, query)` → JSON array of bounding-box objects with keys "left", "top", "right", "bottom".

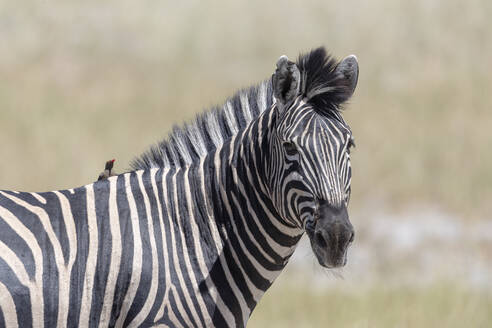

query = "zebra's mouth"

[{"left": 304, "top": 200, "right": 354, "bottom": 268}]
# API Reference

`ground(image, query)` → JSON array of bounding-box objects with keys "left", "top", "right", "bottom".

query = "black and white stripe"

[{"left": 0, "top": 47, "right": 358, "bottom": 327}]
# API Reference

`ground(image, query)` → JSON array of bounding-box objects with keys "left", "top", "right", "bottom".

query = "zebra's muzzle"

[{"left": 305, "top": 200, "right": 354, "bottom": 268}]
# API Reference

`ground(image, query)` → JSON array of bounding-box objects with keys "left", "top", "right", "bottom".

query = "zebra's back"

[{"left": 0, "top": 167, "right": 235, "bottom": 328}]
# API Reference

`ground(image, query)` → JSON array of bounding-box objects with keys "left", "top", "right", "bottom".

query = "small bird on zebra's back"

[{"left": 97, "top": 159, "right": 117, "bottom": 181}]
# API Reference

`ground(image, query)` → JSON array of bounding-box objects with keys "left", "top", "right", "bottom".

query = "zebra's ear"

[
  {"left": 333, "top": 54, "right": 359, "bottom": 101},
  {"left": 272, "top": 55, "right": 301, "bottom": 110}
]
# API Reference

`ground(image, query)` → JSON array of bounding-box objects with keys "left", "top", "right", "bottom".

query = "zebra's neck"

[
  {"left": 193, "top": 106, "right": 303, "bottom": 323},
  {"left": 207, "top": 112, "right": 304, "bottom": 259}
]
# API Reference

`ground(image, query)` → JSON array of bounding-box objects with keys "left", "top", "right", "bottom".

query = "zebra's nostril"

[
  {"left": 315, "top": 231, "right": 328, "bottom": 249},
  {"left": 305, "top": 219, "right": 315, "bottom": 232}
]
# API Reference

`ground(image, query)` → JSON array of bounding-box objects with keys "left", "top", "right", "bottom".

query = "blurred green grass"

[
  {"left": 1, "top": 0, "right": 491, "bottom": 218},
  {"left": 248, "top": 275, "right": 492, "bottom": 328}
]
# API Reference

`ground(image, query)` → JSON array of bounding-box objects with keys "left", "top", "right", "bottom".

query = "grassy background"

[
  {"left": 248, "top": 275, "right": 492, "bottom": 328},
  {"left": 1, "top": 0, "right": 491, "bottom": 326}
]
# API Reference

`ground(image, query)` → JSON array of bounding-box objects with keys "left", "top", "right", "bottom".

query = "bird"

[{"left": 97, "top": 159, "right": 116, "bottom": 181}]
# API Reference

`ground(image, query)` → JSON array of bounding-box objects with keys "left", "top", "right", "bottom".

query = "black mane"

[
  {"left": 130, "top": 47, "right": 348, "bottom": 170},
  {"left": 130, "top": 79, "right": 274, "bottom": 170},
  {"left": 297, "top": 47, "right": 354, "bottom": 116}
]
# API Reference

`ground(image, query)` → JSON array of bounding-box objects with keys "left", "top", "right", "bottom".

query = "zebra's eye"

[{"left": 283, "top": 141, "right": 298, "bottom": 155}]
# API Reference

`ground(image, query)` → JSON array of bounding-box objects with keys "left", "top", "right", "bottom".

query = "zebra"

[{"left": 0, "top": 47, "right": 358, "bottom": 327}]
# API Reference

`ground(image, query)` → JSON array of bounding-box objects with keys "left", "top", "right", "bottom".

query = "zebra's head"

[{"left": 269, "top": 49, "right": 358, "bottom": 268}]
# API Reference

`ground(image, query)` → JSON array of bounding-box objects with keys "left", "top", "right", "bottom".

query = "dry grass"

[{"left": 248, "top": 275, "right": 492, "bottom": 327}]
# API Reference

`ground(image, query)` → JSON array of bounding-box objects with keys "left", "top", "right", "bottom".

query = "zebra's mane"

[
  {"left": 297, "top": 47, "right": 354, "bottom": 117},
  {"left": 129, "top": 79, "right": 274, "bottom": 170},
  {"left": 130, "top": 47, "right": 347, "bottom": 170}
]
